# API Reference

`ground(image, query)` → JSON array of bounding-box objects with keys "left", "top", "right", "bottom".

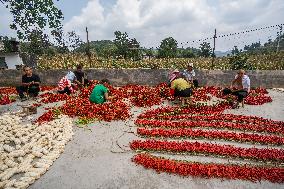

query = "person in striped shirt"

[{"left": 57, "top": 71, "right": 77, "bottom": 95}]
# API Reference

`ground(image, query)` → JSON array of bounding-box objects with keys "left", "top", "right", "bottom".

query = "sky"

[{"left": 1, "top": 0, "right": 284, "bottom": 51}]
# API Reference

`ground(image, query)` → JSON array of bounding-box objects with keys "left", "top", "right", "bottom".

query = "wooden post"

[
  {"left": 211, "top": 28, "right": 217, "bottom": 69},
  {"left": 86, "top": 27, "right": 91, "bottom": 68},
  {"left": 277, "top": 25, "right": 283, "bottom": 53}
]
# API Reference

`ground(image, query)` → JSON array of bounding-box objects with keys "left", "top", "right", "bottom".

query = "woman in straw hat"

[
  {"left": 170, "top": 74, "right": 194, "bottom": 106},
  {"left": 168, "top": 69, "right": 181, "bottom": 85}
]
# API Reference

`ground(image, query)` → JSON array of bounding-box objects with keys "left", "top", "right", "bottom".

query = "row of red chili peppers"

[
  {"left": 137, "top": 127, "right": 284, "bottom": 146},
  {"left": 130, "top": 140, "right": 284, "bottom": 162},
  {"left": 138, "top": 113, "right": 284, "bottom": 127},
  {"left": 138, "top": 103, "right": 231, "bottom": 119},
  {"left": 132, "top": 153, "right": 284, "bottom": 183},
  {"left": 135, "top": 119, "right": 284, "bottom": 135}
]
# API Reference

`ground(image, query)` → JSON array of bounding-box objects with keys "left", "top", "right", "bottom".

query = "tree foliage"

[
  {"left": 158, "top": 37, "right": 178, "bottom": 58},
  {"left": 0, "top": 36, "right": 16, "bottom": 53},
  {"left": 19, "top": 29, "right": 54, "bottom": 56},
  {"left": 113, "top": 31, "right": 142, "bottom": 60},
  {"left": 231, "top": 46, "right": 241, "bottom": 56},
  {"left": 113, "top": 31, "right": 130, "bottom": 59},
  {"left": 75, "top": 40, "right": 117, "bottom": 58},
  {"left": 55, "top": 31, "right": 83, "bottom": 53},
  {"left": 178, "top": 47, "right": 199, "bottom": 58},
  {"left": 1, "top": 0, "right": 63, "bottom": 40},
  {"left": 199, "top": 42, "right": 212, "bottom": 57},
  {"left": 242, "top": 34, "right": 284, "bottom": 55},
  {"left": 143, "top": 48, "right": 155, "bottom": 59},
  {"left": 244, "top": 42, "right": 261, "bottom": 54},
  {"left": 229, "top": 53, "right": 253, "bottom": 70},
  {"left": 128, "top": 38, "right": 142, "bottom": 60}
]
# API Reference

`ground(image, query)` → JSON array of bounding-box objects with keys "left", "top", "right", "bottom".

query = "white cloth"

[
  {"left": 182, "top": 70, "right": 196, "bottom": 81},
  {"left": 65, "top": 71, "right": 76, "bottom": 82},
  {"left": 235, "top": 74, "right": 250, "bottom": 92}
]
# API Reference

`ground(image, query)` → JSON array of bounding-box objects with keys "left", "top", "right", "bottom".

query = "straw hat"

[
  {"left": 170, "top": 69, "right": 180, "bottom": 82},
  {"left": 172, "top": 69, "right": 179, "bottom": 73}
]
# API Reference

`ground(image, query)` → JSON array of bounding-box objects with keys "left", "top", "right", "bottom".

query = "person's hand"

[
  {"left": 108, "top": 96, "right": 114, "bottom": 99},
  {"left": 75, "top": 80, "right": 82, "bottom": 85},
  {"left": 105, "top": 101, "right": 111, "bottom": 104}
]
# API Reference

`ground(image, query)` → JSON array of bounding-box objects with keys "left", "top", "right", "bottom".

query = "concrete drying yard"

[{"left": 1, "top": 89, "right": 284, "bottom": 189}]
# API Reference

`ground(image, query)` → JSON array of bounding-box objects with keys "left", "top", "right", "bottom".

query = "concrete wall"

[{"left": 0, "top": 69, "right": 283, "bottom": 88}]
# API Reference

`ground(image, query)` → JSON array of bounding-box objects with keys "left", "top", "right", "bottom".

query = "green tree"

[
  {"left": 0, "top": 36, "right": 16, "bottom": 53},
  {"left": 19, "top": 29, "right": 52, "bottom": 56},
  {"left": 275, "top": 33, "right": 284, "bottom": 51},
  {"left": 263, "top": 39, "right": 276, "bottom": 52},
  {"left": 244, "top": 42, "right": 261, "bottom": 54},
  {"left": 113, "top": 31, "right": 142, "bottom": 60},
  {"left": 113, "top": 31, "right": 129, "bottom": 59},
  {"left": 100, "top": 43, "right": 117, "bottom": 58},
  {"left": 1, "top": 0, "right": 63, "bottom": 40},
  {"left": 74, "top": 40, "right": 117, "bottom": 58},
  {"left": 143, "top": 48, "right": 155, "bottom": 59},
  {"left": 66, "top": 31, "right": 83, "bottom": 52},
  {"left": 229, "top": 53, "right": 253, "bottom": 70},
  {"left": 180, "top": 47, "right": 196, "bottom": 58},
  {"left": 128, "top": 38, "right": 142, "bottom": 60},
  {"left": 199, "top": 42, "right": 212, "bottom": 57},
  {"left": 231, "top": 46, "right": 240, "bottom": 56},
  {"left": 158, "top": 37, "right": 178, "bottom": 58}
]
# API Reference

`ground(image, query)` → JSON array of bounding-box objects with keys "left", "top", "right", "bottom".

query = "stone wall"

[{"left": 0, "top": 69, "right": 283, "bottom": 88}]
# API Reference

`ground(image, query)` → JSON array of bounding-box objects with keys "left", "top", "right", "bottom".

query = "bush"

[{"left": 229, "top": 54, "right": 253, "bottom": 70}]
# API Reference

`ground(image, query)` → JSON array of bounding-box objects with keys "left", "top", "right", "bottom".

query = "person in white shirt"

[
  {"left": 182, "top": 63, "right": 198, "bottom": 88},
  {"left": 230, "top": 69, "right": 250, "bottom": 108}
]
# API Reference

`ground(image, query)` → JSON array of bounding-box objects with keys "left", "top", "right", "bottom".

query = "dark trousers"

[
  {"left": 232, "top": 90, "right": 248, "bottom": 102},
  {"left": 193, "top": 79, "right": 198, "bottom": 88},
  {"left": 83, "top": 79, "right": 89, "bottom": 86},
  {"left": 80, "top": 79, "right": 89, "bottom": 86},
  {"left": 58, "top": 87, "right": 71, "bottom": 95},
  {"left": 175, "top": 88, "right": 193, "bottom": 97},
  {"left": 16, "top": 86, "right": 40, "bottom": 98}
]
